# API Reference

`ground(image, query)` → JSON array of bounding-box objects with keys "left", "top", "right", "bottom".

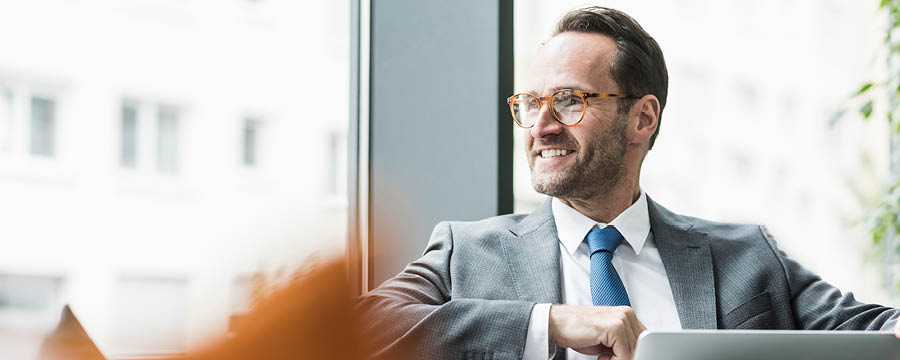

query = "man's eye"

[{"left": 556, "top": 96, "right": 577, "bottom": 108}]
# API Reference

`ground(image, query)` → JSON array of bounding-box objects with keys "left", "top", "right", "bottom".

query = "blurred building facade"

[
  {"left": 0, "top": 0, "right": 348, "bottom": 356},
  {"left": 514, "top": 0, "right": 897, "bottom": 305}
]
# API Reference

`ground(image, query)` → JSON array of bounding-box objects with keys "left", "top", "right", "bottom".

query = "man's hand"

[
  {"left": 895, "top": 318, "right": 899, "bottom": 339},
  {"left": 548, "top": 304, "right": 646, "bottom": 360}
]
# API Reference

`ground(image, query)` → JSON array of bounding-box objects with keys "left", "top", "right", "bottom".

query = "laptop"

[
  {"left": 634, "top": 330, "right": 900, "bottom": 360},
  {"left": 38, "top": 304, "right": 106, "bottom": 360}
]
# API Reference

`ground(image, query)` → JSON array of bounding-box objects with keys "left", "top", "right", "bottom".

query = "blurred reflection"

[
  {"left": 179, "top": 259, "right": 359, "bottom": 360},
  {"left": 39, "top": 259, "right": 359, "bottom": 360},
  {"left": 0, "top": 0, "right": 349, "bottom": 356}
]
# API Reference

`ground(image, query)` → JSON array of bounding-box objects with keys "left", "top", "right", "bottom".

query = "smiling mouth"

[{"left": 540, "top": 149, "right": 574, "bottom": 158}]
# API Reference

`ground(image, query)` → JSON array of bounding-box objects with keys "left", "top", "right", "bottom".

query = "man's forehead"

[{"left": 523, "top": 32, "right": 617, "bottom": 94}]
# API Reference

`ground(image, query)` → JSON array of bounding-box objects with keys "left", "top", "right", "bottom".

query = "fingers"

[
  {"left": 556, "top": 305, "right": 643, "bottom": 360},
  {"left": 894, "top": 321, "right": 899, "bottom": 339},
  {"left": 620, "top": 312, "right": 637, "bottom": 353},
  {"left": 572, "top": 344, "right": 610, "bottom": 356},
  {"left": 610, "top": 307, "right": 639, "bottom": 354},
  {"left": 609, "top": 308, "right": 636, "bottom": 360},
  {"left": 610, "top": 326, "right": 633, "bottom": 359}
]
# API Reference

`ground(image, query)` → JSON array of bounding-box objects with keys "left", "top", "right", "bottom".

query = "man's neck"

[{"left": 558, "top": 183, "right": 641, "bottom": 224}]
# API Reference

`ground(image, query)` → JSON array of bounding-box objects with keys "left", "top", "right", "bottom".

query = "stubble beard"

[{"left": 529, "top": 114, "right": 628, "bottom": 201}]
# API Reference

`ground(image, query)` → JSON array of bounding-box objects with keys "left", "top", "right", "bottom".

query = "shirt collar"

[{"left": 552, "top": 191, "right": 651, "bottom": 256}]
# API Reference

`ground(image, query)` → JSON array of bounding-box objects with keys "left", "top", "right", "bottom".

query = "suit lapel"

[
  {"left": 500, "top": 196, "right": 718, "bottom": 329},
  {"left": 501, "top": 198, "right": 562, "bottom": 304},
  {"left": 648, "top": 197, "right": 718, "bottom": 329}
]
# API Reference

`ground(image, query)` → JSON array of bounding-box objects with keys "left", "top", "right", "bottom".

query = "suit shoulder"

[
  {"left": 441, "top": 213, "right": 528, "bottom": 239},
  {"left": 649, "top": 198, "right": 765, "bottom": 244},
  {"left": 666, "top": 211, "right": 767, "bottom": 246},
  {"left": 692, "top": 217, "right": 763, "bottom": 239}
]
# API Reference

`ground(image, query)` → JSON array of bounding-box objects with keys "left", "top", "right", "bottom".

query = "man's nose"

[{"left": 530, "top": 103, "right": 564, "bottom": 139}]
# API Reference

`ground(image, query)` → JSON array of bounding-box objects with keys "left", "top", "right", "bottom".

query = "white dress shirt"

[{"left": 523, "top": 192, "right": 682, "bottom": 359}]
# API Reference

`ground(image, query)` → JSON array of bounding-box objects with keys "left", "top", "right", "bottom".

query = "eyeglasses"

[{"left": 507, "top": 89, "right": 634, "bottom": 128}]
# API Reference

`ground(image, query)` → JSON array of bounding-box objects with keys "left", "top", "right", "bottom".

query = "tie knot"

[{"left": 586, "top": 226, "right": 624, "bottom": 254}]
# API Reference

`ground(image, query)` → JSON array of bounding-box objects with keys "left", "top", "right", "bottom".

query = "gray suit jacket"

[{"left": 358, "top": 196, "right": 899, "bottom": 359}]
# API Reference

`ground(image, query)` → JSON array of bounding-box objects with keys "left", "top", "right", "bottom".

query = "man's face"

[{"left": 523, "top": 32, "right": 630, "bottom": 200}]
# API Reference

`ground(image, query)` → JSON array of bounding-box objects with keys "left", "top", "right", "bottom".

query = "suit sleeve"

[
  {"left": 357, "top": 221, "right": 537, "bottom": 359},
  {"left": 759, "top": 225, "right": 899, "bottom": 331}
]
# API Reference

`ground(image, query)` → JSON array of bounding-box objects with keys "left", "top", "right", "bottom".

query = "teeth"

[{"left": 541, "top": 149, "right": 571, "bottom": 158}]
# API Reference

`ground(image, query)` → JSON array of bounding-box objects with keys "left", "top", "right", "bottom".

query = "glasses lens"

[
  {"left": 552, "top": 90, "right": 585, "bottom": 125},
  {"left": 511, "top": 94, "right": 540, "bottom": 127}
]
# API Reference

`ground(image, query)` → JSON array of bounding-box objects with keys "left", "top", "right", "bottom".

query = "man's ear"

[{"left": 630, "top": 95, "right": 659, "bottom": 147}]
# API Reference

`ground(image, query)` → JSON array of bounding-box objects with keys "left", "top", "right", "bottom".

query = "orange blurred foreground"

[
  {"left": 180, "top": 258, "right": 360, "bottom": 360},
  {"left": 40, "top": 258, "right": 361, "bottom": 360}
]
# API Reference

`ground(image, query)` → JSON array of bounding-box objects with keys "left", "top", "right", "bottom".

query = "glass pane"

[
  {"left": 121, "top": 103, "right": 138, "bottom": 168},
  {"left": 513, "top": 1, "right": 893, "bottom": 304},
  {"left": 242, "top": 119, "right": 258, "bottom": 166},
  {"left": 0, "top": 1, "right": 350, "bottom": 356},
  {"left": 0, "top": 274, "right": 64, "bottom": 359},
  {"left": 156, "top": 106, "right": 178, "bottom": 173},
  {"left": 29, "top": 96, "right": 54, "bottom": 156},
  {"left": 0, "top": 274, "right": 63, "bottom": 311},
  {"left": 0, "top": 89, "right": 11, "bottom": 152}
]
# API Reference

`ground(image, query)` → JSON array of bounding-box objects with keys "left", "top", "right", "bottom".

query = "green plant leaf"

[
  {"left": 860, "top": 100, "right": 874, "bottom": 119},
  {"left": 855, "top": 82, "right": 873, "bottom": 96}
]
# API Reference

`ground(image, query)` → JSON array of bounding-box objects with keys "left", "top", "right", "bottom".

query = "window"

[
  {"left": 242, "top": 118, "right": 259, "bottom": 166},
  {"left": 0, "top": 274, "right": 62, "bottom": 311},
  {"left": 156, "top": 106, "right": 178, "bottom": 173},
  {"left": 0, "top": 274, "right": 64, "bottom": 332},
  {"left": 0, "top": 88, "right": 11, "bottom": 152},
  {"left": 29, "top": 96, "right": 55, "bottom": 157},
  {"left": 514, "top": 1, "right": 891, "bottom": 303},
  {"left": 121, "top": 102, "right": 138, "bottom": 168},
  {"left": 0, "top": 1, "right": 350, "bottom": 355}
]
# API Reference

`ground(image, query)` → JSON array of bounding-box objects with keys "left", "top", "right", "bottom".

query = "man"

[{"left": 358, "top": 6, "right": 900, "bottom": 360}]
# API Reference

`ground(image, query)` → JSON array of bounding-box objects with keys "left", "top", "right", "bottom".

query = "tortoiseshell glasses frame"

[{"left": 507, "top": 89, "right": 635, "bottom": 128}]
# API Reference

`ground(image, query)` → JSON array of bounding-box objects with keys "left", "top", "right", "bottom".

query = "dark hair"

[{"left": 554, "top": 7, "right": 668, "bottom": 150}]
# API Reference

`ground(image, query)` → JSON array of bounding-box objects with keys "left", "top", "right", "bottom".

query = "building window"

[
  {"left": 121, "top": 103, "right": 138, "bottom": 168},
  {"left": 0, "top": 88, "right": 12, "bottom": 152},
  {"left": 29, "top": 96, "right": 55, "bottom": 157},
  {"left": 0, "top": 274, "right": 62, "bottom": 310},
  {"left": 242, "top": 118, "right": 260, "bottom": 166},
  {"left": 0, "top": 274, "right": 64, "bottom": 331},
  {"left": 156, "top": 106, "right": 178, "bottom": 173}
]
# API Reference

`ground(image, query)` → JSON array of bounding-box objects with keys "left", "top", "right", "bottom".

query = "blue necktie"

[{"left": 587, "top": 226, "right": 631, "bottom": 306}]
